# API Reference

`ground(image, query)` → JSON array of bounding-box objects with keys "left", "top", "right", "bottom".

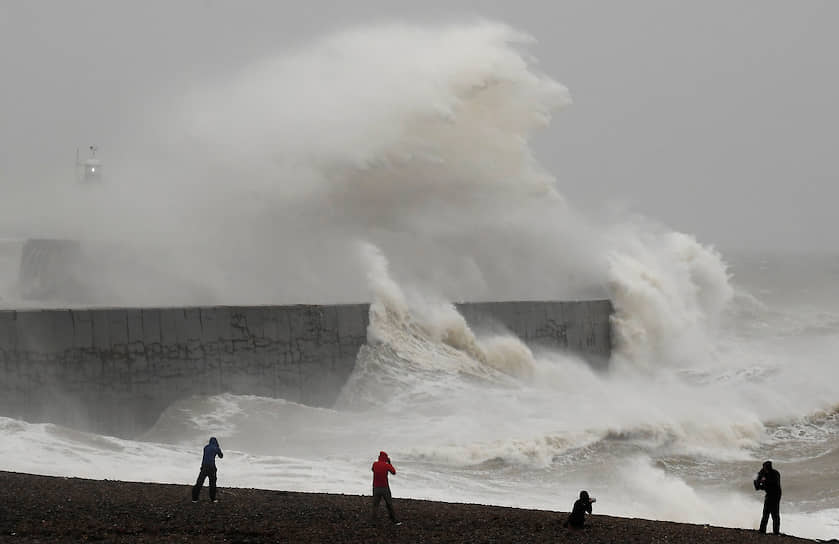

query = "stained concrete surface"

[{"left": 0, "top": 300, "right": 611, "bottom": 436}]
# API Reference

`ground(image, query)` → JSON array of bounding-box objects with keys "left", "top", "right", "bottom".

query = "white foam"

[{"left": 1, "top": 18, "right": 838, "bottom": 541}]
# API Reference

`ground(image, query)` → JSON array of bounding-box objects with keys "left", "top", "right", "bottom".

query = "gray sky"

[{"left": 1, "top": 0, "right": 836, "bottom": 252}]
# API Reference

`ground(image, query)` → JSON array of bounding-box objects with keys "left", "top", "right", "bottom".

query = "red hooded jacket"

[{"left": 371, "top": 451, "right": 396, "bottom": 488}]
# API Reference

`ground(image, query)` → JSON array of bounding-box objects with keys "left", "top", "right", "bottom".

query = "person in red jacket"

[{"left": 371, "top": 451, "right": 400, "bottom": 524}]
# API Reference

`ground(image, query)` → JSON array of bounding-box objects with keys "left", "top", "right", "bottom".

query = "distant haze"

[
  {"left": 2, "top": 1, "right": 836, "bottom": 254},
  {"left": 2, "top": 6, "right": 839, "bottom": 538},
  {"left": 0, "top": 1, "right": 835, "bottom": 315}
]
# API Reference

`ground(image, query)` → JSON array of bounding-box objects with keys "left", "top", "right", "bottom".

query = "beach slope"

[{"left": 0, "top": 471, "right": 818, "bottom": 543}]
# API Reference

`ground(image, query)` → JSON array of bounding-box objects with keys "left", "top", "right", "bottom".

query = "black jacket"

[
  {"left": 565, "top": 492, "right": 594, "bottom": 528},
  {"left": 754, "top": 468, "right": 781, "bottom": 500}
]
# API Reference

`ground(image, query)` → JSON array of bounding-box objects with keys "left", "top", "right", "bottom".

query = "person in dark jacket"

[
  {"left": 192, "top": 437, "right": 224, "bottom": 502},
  {"left": 371, "top": 451, "right": 400, "bottom": 524},
  {"left": 564, "top": 490, "right": 596, "bottom": 529},
  {"left": 754, "top": 460, "right": 781, "bottom": 534}
]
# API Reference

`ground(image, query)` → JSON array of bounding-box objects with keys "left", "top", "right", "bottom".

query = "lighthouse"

[
  {"left": 17, "top": 145, "right": 104, "bottom": 301},
  {"left": 77, "top": 145, "right": 102, "bottom": 182}
]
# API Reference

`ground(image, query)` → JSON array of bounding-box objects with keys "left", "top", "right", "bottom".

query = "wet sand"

[{"left": 0, "top": 471, "right": 820, "bottom": 543}]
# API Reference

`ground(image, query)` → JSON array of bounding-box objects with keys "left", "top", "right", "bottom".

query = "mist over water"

[
  {"left": 2, "top": 21, "right": 607, "bottom": 307},
  {"left": 1, "top": 21, "right": 838, "bottom": 540}
]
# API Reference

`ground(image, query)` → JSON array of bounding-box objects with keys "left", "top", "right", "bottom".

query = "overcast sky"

[{"left": 1, "top": 0, "right": 836, "bottom": 253}]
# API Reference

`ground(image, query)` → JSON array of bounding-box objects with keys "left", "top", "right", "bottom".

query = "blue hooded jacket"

[{"left": 201, "top": 437, "right": 224, "bottom": 467}]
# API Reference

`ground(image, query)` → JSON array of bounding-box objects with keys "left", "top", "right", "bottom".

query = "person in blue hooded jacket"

[{"left": 192, "top": 437, "right": 224, "bottom": 502}]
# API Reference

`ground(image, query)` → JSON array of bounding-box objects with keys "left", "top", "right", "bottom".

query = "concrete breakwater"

[{"left": 0, "top": 300, "right": 612, "bottom": 437}]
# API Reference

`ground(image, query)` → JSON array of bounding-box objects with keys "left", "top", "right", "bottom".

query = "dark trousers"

[
  {"left": 759, "top": 496, "right": 780, "bottom": 534},
  {"left": 372, "top": 487, "right": 396, "bottom": 522},
  {"left": 192, "top": 465, "right": 218, "bottom": 501}
]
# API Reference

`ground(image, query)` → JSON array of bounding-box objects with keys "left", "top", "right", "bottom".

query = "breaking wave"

[{"left": 1, "top": 19, "right": 838, "bottom": 540}]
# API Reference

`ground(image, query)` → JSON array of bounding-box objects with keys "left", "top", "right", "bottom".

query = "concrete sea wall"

[{"left": 0, "top": 300, "right": 612, "bottom": 437}]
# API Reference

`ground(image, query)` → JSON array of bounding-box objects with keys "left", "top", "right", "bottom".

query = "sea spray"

[
  {"left": 3, "top": 21, "right": 592, "bottom": 306},
  {"left": 606, "top": 226, "right": 734, "bottom": 370},
  {"left": 338, "top": 242, "right": 535, "bottom": 410},
  {"left": 0, "top": 20, "right": 837, "bottom": 539}
]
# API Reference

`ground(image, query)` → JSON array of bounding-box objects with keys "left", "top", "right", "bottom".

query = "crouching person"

[{"left": 564, "top": 490, "right": 596, "bottom": 529}]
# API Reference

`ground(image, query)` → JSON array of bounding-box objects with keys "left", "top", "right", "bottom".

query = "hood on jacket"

[
  {"left": 579, "top": 490, "right": 590, "bottom": 501},
  {"left": 209, "top": 437, "right": 219, "bottom": 446},
  {"left": 378, "top": 451, "right": 389, "bottom": 462}
]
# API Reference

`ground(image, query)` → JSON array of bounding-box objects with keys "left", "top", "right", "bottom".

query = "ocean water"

[
  {"left": 1, "top": 250, "right": 838, "bottom": 539},
  {"left": 1, "top": 21, "right": 838, "bottom": 540}
]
